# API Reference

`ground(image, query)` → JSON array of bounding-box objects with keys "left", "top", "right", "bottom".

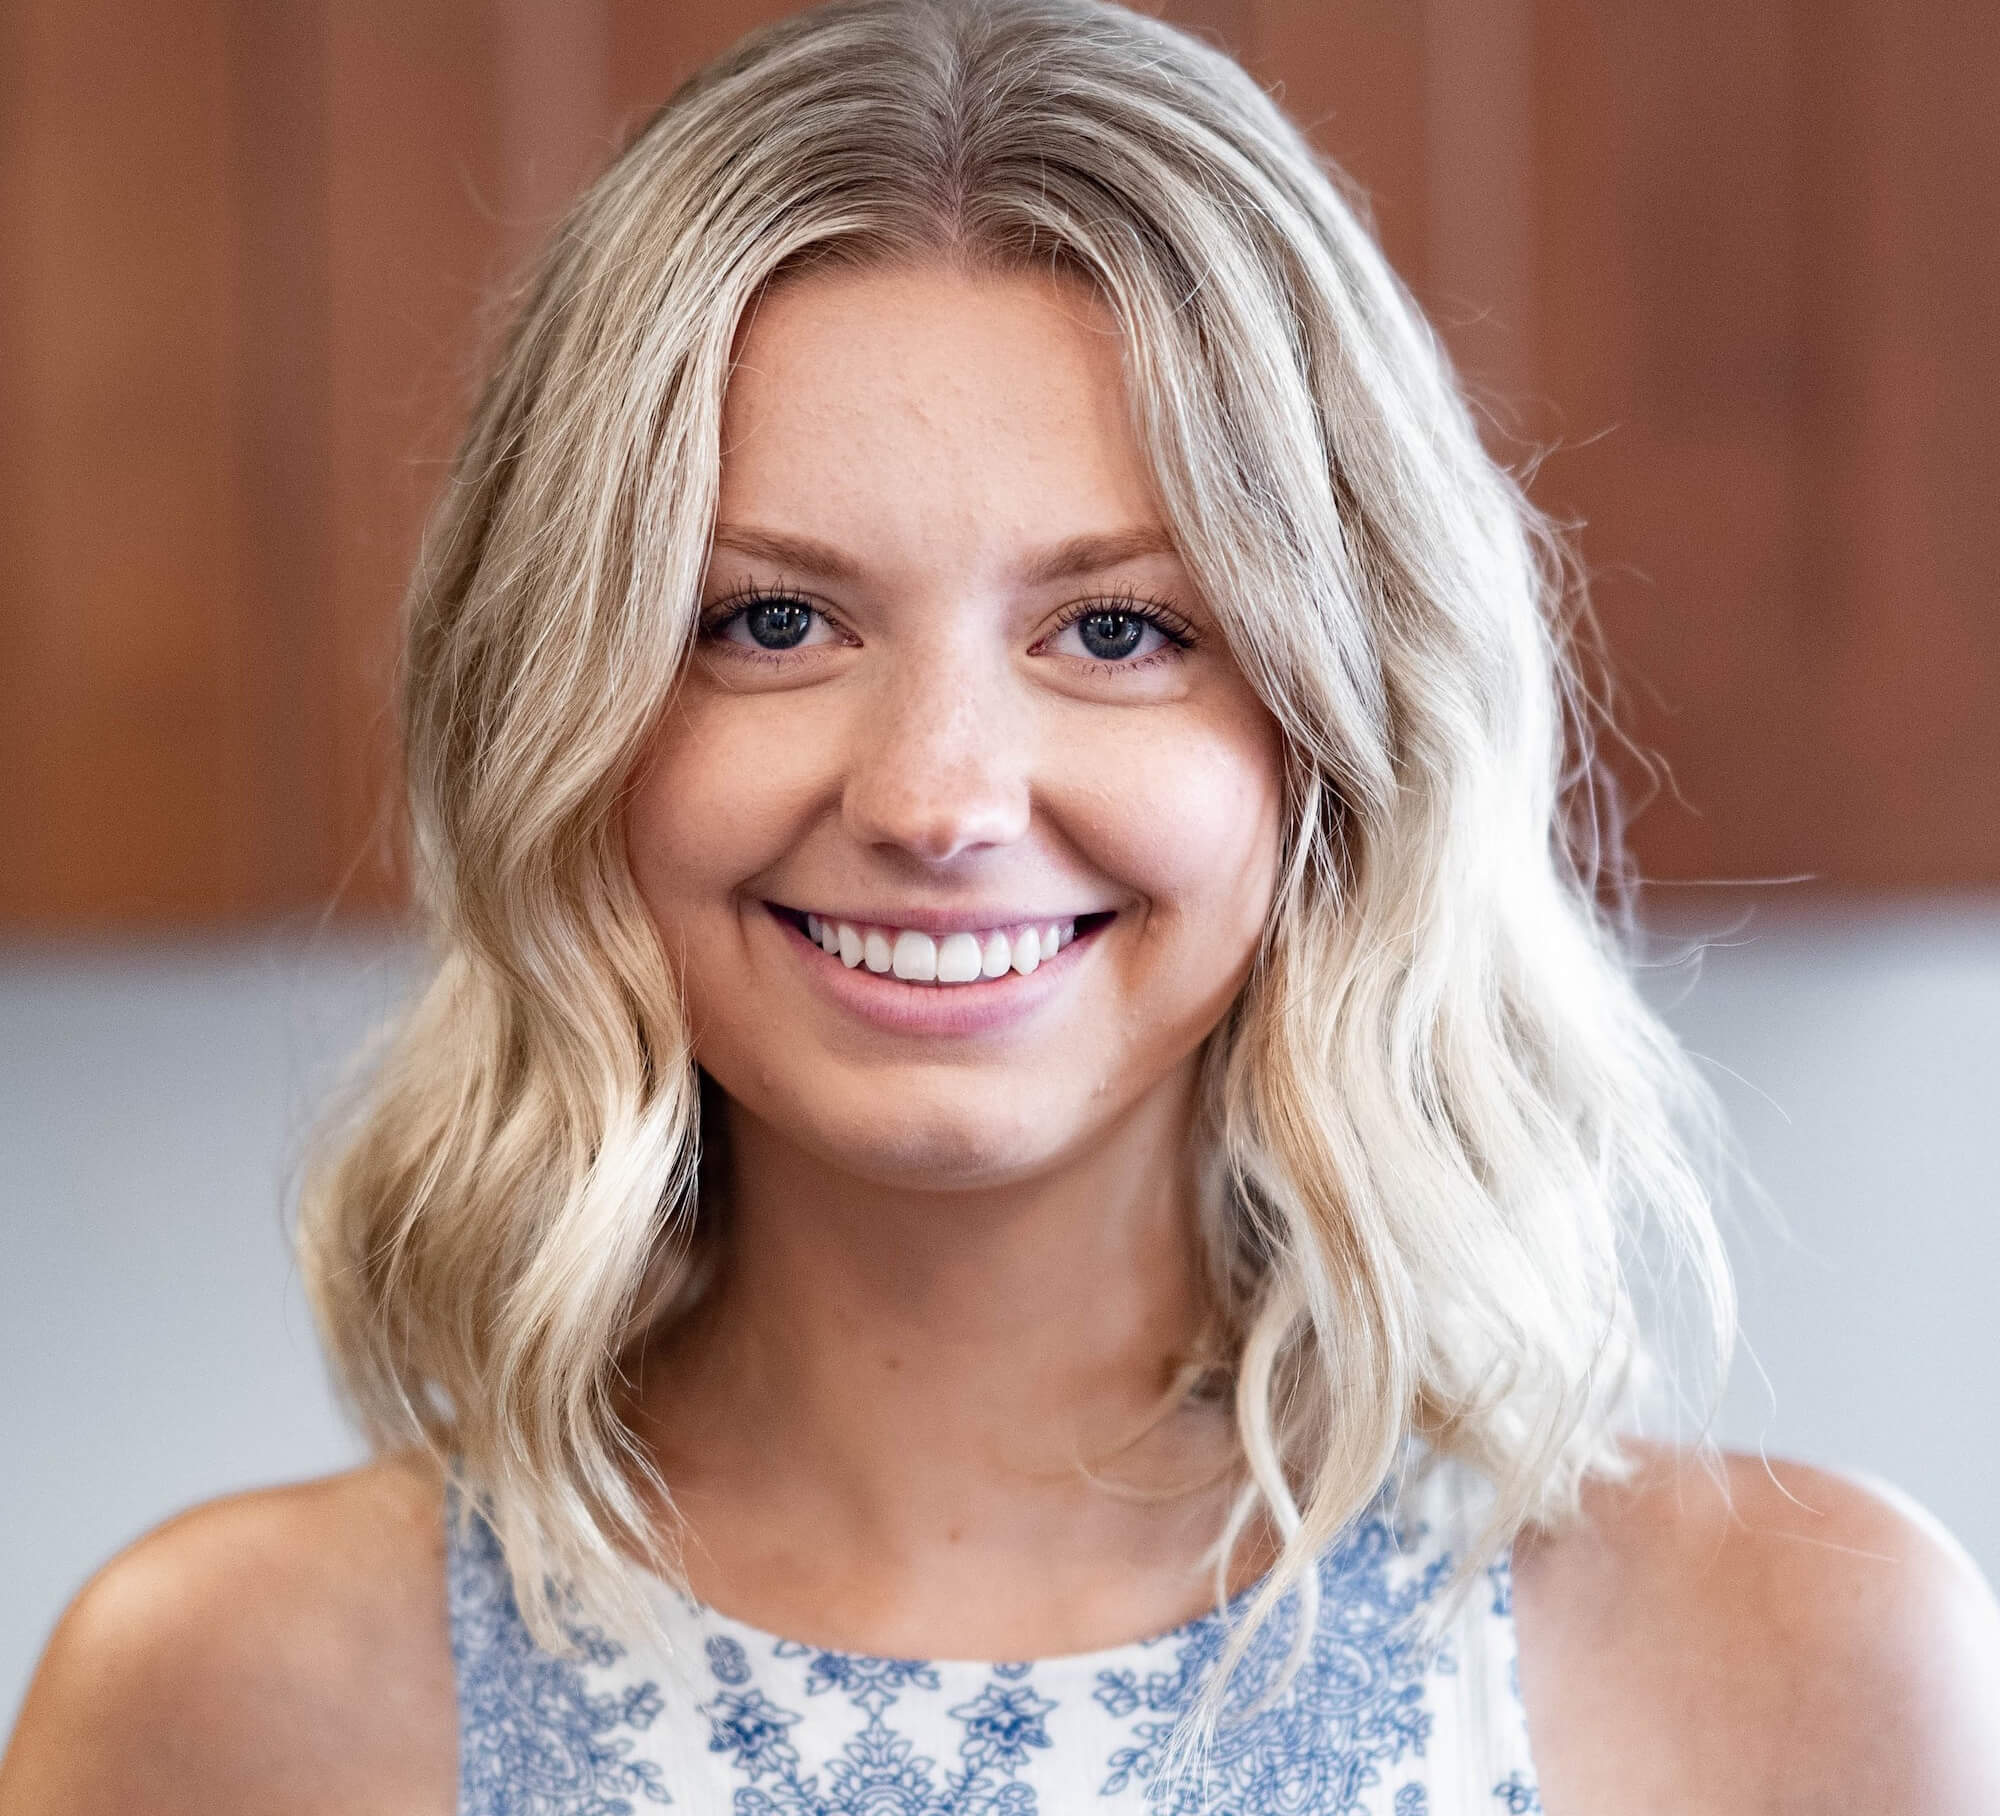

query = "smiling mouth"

[{"left": 764, "top": 902, "right": 1117, "bottom": 983}]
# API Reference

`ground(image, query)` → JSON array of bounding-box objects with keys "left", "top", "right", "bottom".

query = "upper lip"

[{"left": 770, "top": 900, "right": 1109, "bottom": 936}]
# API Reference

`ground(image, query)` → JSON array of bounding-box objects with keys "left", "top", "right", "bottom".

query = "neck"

[{"left": 634, "top": 1053, "right": 1229, "bottom": 1546}]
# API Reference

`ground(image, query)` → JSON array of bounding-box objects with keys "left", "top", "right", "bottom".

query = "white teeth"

[
  {"left": 802, "top": 912, "right": 1087, "bottom": 983},
  {"left": 891, "top": 929, "right": 937, "bottom": 981},
  {"left": 937, "top": 931, "right": 983, "bottom": 982}
]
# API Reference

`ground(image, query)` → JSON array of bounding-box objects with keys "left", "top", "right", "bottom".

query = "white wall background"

[{"left": 4, "top": 900, "right": 1998, "bottom": 1733}]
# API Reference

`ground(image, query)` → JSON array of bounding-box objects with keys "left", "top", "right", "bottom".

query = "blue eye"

[
  {"left": 1073, "top": 611, "right": 1147, "bottom": 661},
  {"left": 740, "top": 596, "right": 813, "bottom": 649},
  {"left": 699, "top": 587, "right": 1199, "bottom": 671},
  {"left": 1047, "top": 595, "right": 1198, "bottom": 668},
  {"left": 701, "top": 591, "right": 836, "bottom": 655}
]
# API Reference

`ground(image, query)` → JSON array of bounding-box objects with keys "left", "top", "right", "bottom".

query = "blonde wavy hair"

[{"left": 300, "top": 0, "right": 1733, "bottom": 1710}]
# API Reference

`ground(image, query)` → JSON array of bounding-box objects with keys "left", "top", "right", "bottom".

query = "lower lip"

[{"left": 766, "top": 904, "right": 1106, "bottom": 1038}]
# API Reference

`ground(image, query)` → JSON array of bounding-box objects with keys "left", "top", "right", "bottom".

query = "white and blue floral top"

[{"left": 448, "top": 1454, "right": 1542, "bottom": 1815}]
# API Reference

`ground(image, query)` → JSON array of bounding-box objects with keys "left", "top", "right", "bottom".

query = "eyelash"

[
  {"left": 696, "top": 584, "right": 833, "bottom": 669},
  {"left": 1046, "top": 588, "right": 1201, "bottom": 672},
  {"left": 697, "top": 583, "right": 1201, "bottom": 673}
]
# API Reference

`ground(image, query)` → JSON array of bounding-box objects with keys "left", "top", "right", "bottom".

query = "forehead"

[{"left": 713, "top": 261, "right": 1168, "bottom": 572}]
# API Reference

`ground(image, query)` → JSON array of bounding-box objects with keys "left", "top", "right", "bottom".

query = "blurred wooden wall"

[{"left": 2, "top": 0, "right": 1995, "bottom": 928}]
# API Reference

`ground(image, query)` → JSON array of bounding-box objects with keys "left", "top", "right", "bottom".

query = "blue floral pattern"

[
  {"left": 449, "top": 1464, "right": 1542, "bottom": 1813},
  {"left": 697, "top": 1639, "right": 1053, "bottom": 1814},
  {"left": 1092, "top": 1510, "right": 1450, "bottom": 1813},
  {"left": 449, "top": 1496, "right": 671, "bottom": 1815}
]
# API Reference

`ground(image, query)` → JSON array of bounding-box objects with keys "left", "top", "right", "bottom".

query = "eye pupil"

[
  {"left": 1078, "top": 611, "right": 1144, "bottom": 660},
  {"left": 746, "top": 597, "right": 812, "bottom": 649}
]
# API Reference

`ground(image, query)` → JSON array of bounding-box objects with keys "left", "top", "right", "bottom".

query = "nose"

[{"left": 841, "top": 651, "right": 1032, "bottom": 865}]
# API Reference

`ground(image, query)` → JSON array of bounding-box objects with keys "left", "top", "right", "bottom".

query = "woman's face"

[{"left": 626, "top": 261, "right": 1284, "bottom": 1191}]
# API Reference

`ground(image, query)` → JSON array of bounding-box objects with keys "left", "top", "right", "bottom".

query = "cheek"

[
  {"left": 1063, "top": 706, "right": 1285, "bottom": 950},
  {"left": 624, "top": 692, "right": 827, "bottom": 926}
]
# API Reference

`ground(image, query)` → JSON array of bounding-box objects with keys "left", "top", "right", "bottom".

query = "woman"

[{"left": 5, "top": 0, "right": 1996, "bottom": 1809}]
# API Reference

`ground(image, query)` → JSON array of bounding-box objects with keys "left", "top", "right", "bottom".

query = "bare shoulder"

[
  {"left": 0, "top": 1451, "right": 455, "bottom": 1816},
  {"left": 1513, "top": 1441, "right": 2000, "bottom": 1815}
]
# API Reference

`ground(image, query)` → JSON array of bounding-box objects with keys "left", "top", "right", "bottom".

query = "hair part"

[{"left": 299, "top": 0, "right": 1733, "bottom": 1773}]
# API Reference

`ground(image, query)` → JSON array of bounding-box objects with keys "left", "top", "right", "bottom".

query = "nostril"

[{"left": 839, "top": 745, "right": 1034, "bottom": 865}]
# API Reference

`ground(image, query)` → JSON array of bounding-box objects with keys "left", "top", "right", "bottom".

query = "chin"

[{"left": 790, "top": 1078, "right": 1068, "bottom": 1192}]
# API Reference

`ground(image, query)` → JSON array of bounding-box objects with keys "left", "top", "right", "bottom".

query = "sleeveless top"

[{"left": 447, "top": 1454, "right": 1543, "bottom": 1815}]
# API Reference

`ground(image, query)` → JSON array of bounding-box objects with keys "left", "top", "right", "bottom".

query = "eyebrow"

[
  {"left": 708, "top": 523, "right": 1181, "bottom": 586},
  {"left": 1022, "top": 527, "right": 1180, "bottom": 584}
]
